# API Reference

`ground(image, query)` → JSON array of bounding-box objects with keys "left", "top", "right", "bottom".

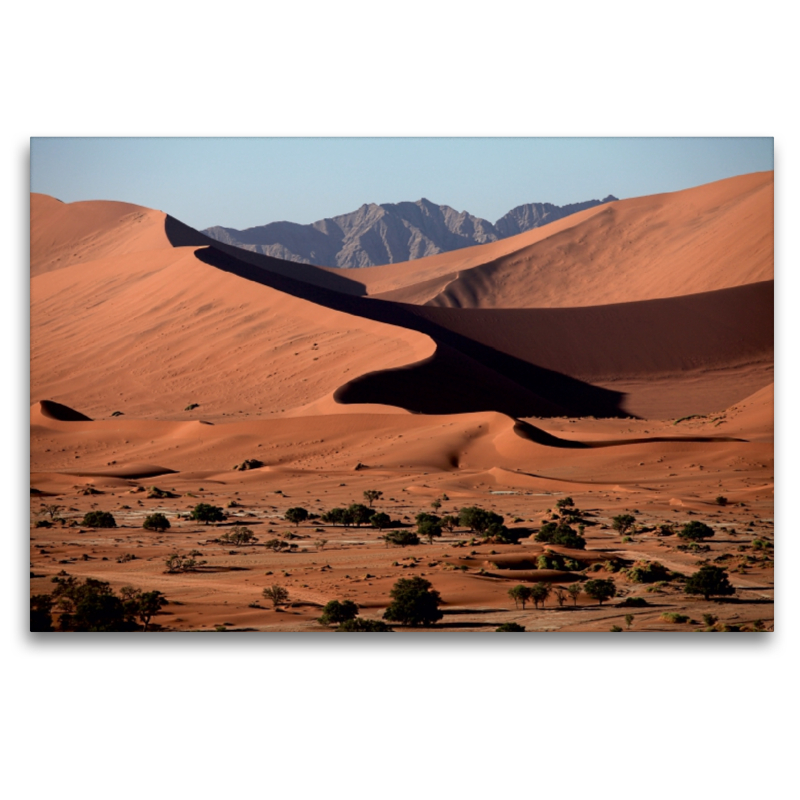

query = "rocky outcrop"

[{"left": 203, "top": 195, "right": 617, "bottom": 269}]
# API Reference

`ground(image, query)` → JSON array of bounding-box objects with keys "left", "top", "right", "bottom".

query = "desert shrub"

[
  {"left": 164, "top": 553, "right": 199, "bottom": 573},
  {"left": 383, "top": 577, "right": 443, "bottom": 627},
  {"left": 556, "top": 497, "right": 575, "bottom": 511},
  {"left": 752, "top": 538, "right": 773, "bottom": 551},
  {"left": 508, "top": 584, "right": 532, "bottom": 610},
  {"left": 496, "top": 622, "right": 526, "bottom": 632},
  {"left": 535, "top": 521, "right": 586, "bottom": 549},
  {"left": 336, "top": 617, "right": 393, "bottom": 632},
  {"left": 34, "top": 519, "right": 52, "bottom": 528},
  {"left": 583, "top": 578, "right": 616, "bottom": 605},
  {"left": 679, "top": 521, "right": 715, "bottom": 542},
  {"left": 318, "top": 599, "right": 359, "bottom": 626},
  {"left": 262, "top": 585, "right": 290, "bottom": 609},
  {"left": 684, "top": 566, "right": 735, "bottom": 600},
  {"left": 661, "top": 612, "right": 690, "bottom": 624},
  {"left": 382, "top": 530, "right": 420, "bottom": 547},
  {"left": 702, "top": 613, "right": 718, "bottom": 627},
  {"left": 143, "top": 513, "right": 170, "bottom": 532},
  {"left": 625, "top": 614, "right": 634, "bottom": 630},
  {"left": 715, "top": 496, "right": 728, "bottom": 506},
  {"left": 612, "top": 514, "right": 636, "bottom": 537},
  {"left": 81, "top": 511, "right": 116, "bottom": 528},
  {"left": 626, "top": 560, "right": 671, "bottom": 583},
  {"left": 219, "top": 526, "right": 257, "bottom": 546},
  {"left": 609, "top": 625, "right": 623, "bottom": 632},
  {"left": 618, "top": 597, "right": 649, "bottom": 608},
  {"left": 285, "top": 507, "right": 309, "bottom": 526},
  {"left": 189, "top": 503, "right": 225, "bottom": 524}
]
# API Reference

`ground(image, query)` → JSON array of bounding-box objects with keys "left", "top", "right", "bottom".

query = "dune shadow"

[{"left": 190, "top": 245, "right": 629, "bottom": 419}]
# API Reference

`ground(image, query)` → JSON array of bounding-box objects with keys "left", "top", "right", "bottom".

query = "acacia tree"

[
  {"left": 567, "top": 583, "right": 582, "bottom": 606},
  {"left": 363, "top": 490, "right": 383, "bottom": 508},
  {"left": 285, "top": 507, "right": 309, "bottom": 527},
  {"left": 553, "top": 587, "right": 568, "bottom": 607},
  {"left": 679, "top": 521, "right": 715, "bottom": 542},
  {"left": 418, "top": 517, "right": 443, "bottom": 545},
  {"left": 612, "top": 514, "right": 636, "bottom": 537},
  {"left": 441, "top": 515, "right": 458, "bottom": 534},
  {"left": 220, "top": 526, "right": 257, "bottom": 546},
  {"left": 143, "top": 513, "right": 170, "bottom": 532},
  {"left": 383, "top": 577, "right": 443, "bottom": 627},
  {"left": 684, "top": 566, "right": 735, "bottom": 600},
  {"left": 263, "top": 585, "right": 290, "bottom": 610},
  {"left": 190, "top": 503, "right": 225, "bottom": 524},
  {"left": 370, "top": 512, "right": 391, "bottom": 531},
  {"left": 508, "top": 584, "right": 532, "bottom": 610},
  {"left": 530, "top": 582, "right": 551, "bottom": 609},
  {"left": 318, "top": 600, "right": 359, "bottom": 626},
  {"left": 584, "top": 578, "right": 616, "bottom": 605}
]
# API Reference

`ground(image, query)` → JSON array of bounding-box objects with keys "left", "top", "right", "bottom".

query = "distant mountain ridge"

[{"left": 203, "top": 194, "right": 618, "bottom": 269}]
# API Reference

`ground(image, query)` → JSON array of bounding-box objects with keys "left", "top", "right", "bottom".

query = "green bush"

[
  {"left": 626, "top": 560, "right": 671, "bottom": 583},
  {"left": 370, "top": 512, "right": 391, "bottom": 530},
  {"left": 458, "top": 506, "right": 504, "bottom": 535},
  {"left": 618, "top": 597, "right": 649, "bottom": 608},
  {"left": 262, "top": 585, "right": 290, "bottom": 609},
  {"left": 684, "top": 566, "right": 735, "bottom": 600},
  {"left": 661, "top": 612, "right": 690, "bottom": 624},
  {"left": 189, "top": 503, "right": 225, "bottom": 524},
  {"left": 81, "top": 511, "right": 116, "bottom": 528},
  {"left": 496, "top": 622, "right": 526, "bottom": 632},
  {"left": 318, "top": 599, "right": 359, "bottom": 626},
  {"left": 612, "top": 514, "right": 636, "bottom": 536},
  {"left": 143, "top": 513, "right": 170, "bottom": 532},
  {"left": 219, "top": 526, "right": 257, "bottom": 546},
  {"left": 382, "top": 530, "right": 420, "bottom": 547},
  {"left": 679, "top": 521, "right": 715, "bottom": 542},
  {"left": 535, "top": 521, "right": 586, "bottom": 549},
  {"left": 383, "top": 577, "right": 443, "bottom": 627}
]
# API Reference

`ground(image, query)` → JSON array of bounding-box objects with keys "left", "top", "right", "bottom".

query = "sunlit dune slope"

[
  {"left": 30, "top": 193, "right": 173, "bottom": 277},
  {"left": 358, "top": 171, "right": 773, "bottom": 308},
  {"left": 30, "top": 246, "right": 433, "bottom": 420}
]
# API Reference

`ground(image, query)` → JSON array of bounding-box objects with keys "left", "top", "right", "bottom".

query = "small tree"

[
  {"left": 679, "top": 521, "right": 715, "bottom": 542},
  {"left": 459, "top": 506, "right": 504, "bottom": 535},
  {"left": 684, "top": 566, "right": 735, "bottom": 601},
  {"left": 30, "top": 594, "right": 54, "bottom": 632},
  {"left": 418, "top": 517, "right": 443, "bottom": 545},
  {"left": 120, "top": 586, "right": 167, "bottom": 632},
  {"left": 318, "top": 599, "right": 359, "bottom": 626},
  {"left": 370, "top": 512, "right": 391, "bottom": 531},
  {"left": 336, "top": 617, "right": 393, "bottom": 632},
  {"left": 363, "top": 490, "right": 383, "bottom": 508},
  {"left": 347, "top": 503, "right": 373, "bottom": 527},
  {"left": 715, "top": 496, "right": 728, "bottom": 506},
  {"left": 383, "top": 577, "right": 443, "bottom": 627},
  {"left": 612, "top": 514, "right": 636, "bottom": 537},
  {"left": 431, "top": 498, "right": 442, "bottom": 514},
  {"left": 584, "top": 578, "right": 616, "bottom": 605},
  {"left": 496, "top": 622, "right": 526, "bottom": 632},
  {"left": 285, "top": 507, "right": 309, "bottom": 527},
  {"left": 556, "top": 497, "right": 574, "bottom": 513},
  {"left": 566, "top": 583, "right": 582, "bottom": 606},
  {"left": 535, "top": 521, "right": 586, "bottom": 549},
  {"left": 554, "top": 587, "right": 568, "bottom": 607},
  {"left": 220, "top": 526, "right": 257, "bottom": 546},
  {"left": 321, "top": 508, "right": 345, "bottom": 526},
  {"left": 441, "top": 515, "right": 458, "bottom": 533},
  {"left": 530, "top": 582, "right": 551, "bottom": 609},
  {"left": 625, "top": 613, "right": 634, "bottom": 630},
  {"left": 190, "top": 503, "right": 225, "bottom": 524},
  {"left": 143, "top": 513, "right": 170, "bottom": 532},
  {"left": 263, "top": 585, "right": 290, "bottom": 609},
  {"left": 508, "top": 584, "right": 532, "bottom": 610},
  {"left": 81, "top": 511, "right": 116, "bottom": 528}
]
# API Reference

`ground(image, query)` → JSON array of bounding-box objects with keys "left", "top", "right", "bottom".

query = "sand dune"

[{"left": 361, "top": 171, "right": 773, "bottom": 308}]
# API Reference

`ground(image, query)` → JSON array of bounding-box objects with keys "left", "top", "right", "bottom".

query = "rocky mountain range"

[{"left": 203, "top": 194, "right": 618, "bottom": 269}]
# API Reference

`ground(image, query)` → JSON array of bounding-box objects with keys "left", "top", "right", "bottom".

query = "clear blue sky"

[{"left": 30, "top": 137, "right": 773, "bottom": 231}]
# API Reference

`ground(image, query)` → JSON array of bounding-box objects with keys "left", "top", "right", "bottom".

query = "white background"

[{"left": 4, "top": 2, "right": 796, "bottom": 798}]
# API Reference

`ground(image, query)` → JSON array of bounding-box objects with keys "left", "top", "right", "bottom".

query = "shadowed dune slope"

[{"left": 361, "top": 171, "right": 773, "bottom": 308}]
